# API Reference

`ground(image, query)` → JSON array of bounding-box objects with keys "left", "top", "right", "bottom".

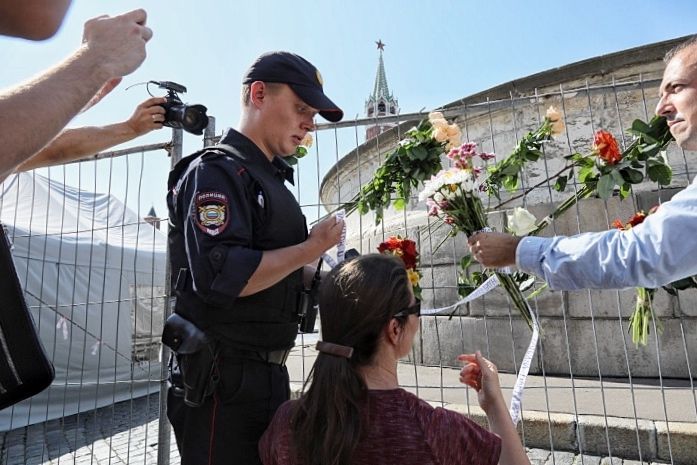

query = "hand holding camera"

[
  {"left": 149, "top": 81, "right": 209, "bottom": 135},
  {"left": 126, "top": 96, "right": 167, "bottom": 136}
]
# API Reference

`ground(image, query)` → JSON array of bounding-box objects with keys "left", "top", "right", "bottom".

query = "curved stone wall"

[{"left": 320, "top": 36, "right": 697, "bottom": 378}]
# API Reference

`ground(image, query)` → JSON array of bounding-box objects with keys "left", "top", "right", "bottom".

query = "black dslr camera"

[{"left": 150, "top": 81, "right": 209, "bottom": 135}]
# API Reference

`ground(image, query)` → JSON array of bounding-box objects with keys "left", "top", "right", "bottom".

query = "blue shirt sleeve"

[{"left": 516, "top": 180, "right": 697, "bottom": 290}]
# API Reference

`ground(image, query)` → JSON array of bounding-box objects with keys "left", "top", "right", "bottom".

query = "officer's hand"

[{"left": 308, "top": 216, "right": 344, "bottom": 253}]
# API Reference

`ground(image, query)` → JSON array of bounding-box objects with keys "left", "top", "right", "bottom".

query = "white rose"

[
  {"left": 545, "top": 106, "right": 565, "bottom": 136},
  {"left": 446, "top": 123, "right": 460, "bottom": 137},
  {"left": 507, "top": 207, "right": 538, "bottom": 236},
  {"left": 432, "top": 125, "right": 449, "bottom": 142},
  {"left": 428, "top": 111, "right": 445, "bottom": 121},
  {"left": 545, "top": 106, "right": 561, "bottom": 122}
]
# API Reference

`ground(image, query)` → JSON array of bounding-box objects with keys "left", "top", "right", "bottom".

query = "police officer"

[{"left": 165, "top": 52, "right": 344, "bottom": 465}]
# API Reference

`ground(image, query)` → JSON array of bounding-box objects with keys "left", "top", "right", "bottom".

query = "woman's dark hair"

[{"left": 291, "top": 253, "right": 412, "bottom": 465}]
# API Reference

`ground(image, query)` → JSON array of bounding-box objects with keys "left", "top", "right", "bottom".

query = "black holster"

[{"left": 162, "top": 313, "right": 219, "bottom": 407}]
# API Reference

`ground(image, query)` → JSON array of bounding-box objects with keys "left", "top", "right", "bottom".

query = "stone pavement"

[{"left": 0, "top": 332, "right": 692, "bottom": 464}]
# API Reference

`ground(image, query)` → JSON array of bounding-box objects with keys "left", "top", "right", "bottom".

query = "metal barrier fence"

[{"left": 1, "top": 73, "right": 697, "bottom": 465}]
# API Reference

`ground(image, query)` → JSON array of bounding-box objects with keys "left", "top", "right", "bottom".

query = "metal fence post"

[
  {"left": 204, "top": 116, "right": 217, "bottom": 147},
  {"left": 157, "top": 128, "right": 183, "bottom": 465}
]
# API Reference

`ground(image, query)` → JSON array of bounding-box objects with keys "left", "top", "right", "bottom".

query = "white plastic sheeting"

[{"left": 0, "top": 172, "right": 166, "bottom": 431}]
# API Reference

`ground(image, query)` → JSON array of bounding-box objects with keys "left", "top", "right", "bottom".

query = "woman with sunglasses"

[{"left": 260, "top": 253, "right": 530, "bottom": 465}]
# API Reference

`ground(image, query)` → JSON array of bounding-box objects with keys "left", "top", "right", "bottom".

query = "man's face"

[
  {"left": 258, "top": 84, "right": 317, "bottom": 157},
  {"left": 657, "top": 46, "right": 697, "bottom": 151},
  {"left": 0, "top": 0, "right": 72, "bottom": 40}
]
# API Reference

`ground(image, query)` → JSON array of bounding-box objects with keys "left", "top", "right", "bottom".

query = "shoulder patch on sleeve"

[{"left": 194, "top": 191, "right": 229, "bottom": 236}]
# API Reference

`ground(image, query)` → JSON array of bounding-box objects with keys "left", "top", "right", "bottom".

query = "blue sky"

[{"left": 1, "top": 0, "right": 696, "bottom": 221}]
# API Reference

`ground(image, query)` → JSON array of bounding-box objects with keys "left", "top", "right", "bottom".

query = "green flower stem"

[
  {"left": 528, "top": 184, "right": 594, "bottom": 236},
  {"left": 444, "top": 188, "right": 534, "bottom": 329},
  {"left": 628, "top": 287, "right": 661, "bottom": 347},
  {"left": 496, "top": 271, "right": 534, "bottom": 328}
]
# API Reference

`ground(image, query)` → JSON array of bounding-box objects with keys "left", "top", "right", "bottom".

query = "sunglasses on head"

[{"left": 393, "top": 299, "right": 421, "bottom": 318}]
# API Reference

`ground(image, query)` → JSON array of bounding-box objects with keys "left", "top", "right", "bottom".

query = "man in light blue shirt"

[{"left": 469, "top": 36, "right": 697, "bottom": 291}]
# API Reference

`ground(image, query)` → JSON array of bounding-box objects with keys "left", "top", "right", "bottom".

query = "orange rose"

[
  {"left": 612, "top": 219, "right": 625, "bottom": 230},
  {"left": 593, "top": 130, "right": 621, "bottom": 165},
  {"left": 613, "top": 209, "right": 650, "bottom": 230},
  {"left": 627, "top": 211, "right": 647, "bottom": 227}
]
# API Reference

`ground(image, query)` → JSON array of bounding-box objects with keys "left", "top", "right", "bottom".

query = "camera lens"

[
  {"left": 163, "top": 101, "right": 209, "bottom": 135},
  {"left": 183, "top": 107, "right": 207, "bottom": 132}
]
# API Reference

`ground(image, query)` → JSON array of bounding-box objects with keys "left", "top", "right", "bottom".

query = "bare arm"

[
  {"left": 239, "top": 216, "right": 343, "bottom": 296},
  {"left": 15, "top": 96, "right": 166, "bottom": 172},
  {"left": 0, "top": 9, "right": 152, "bottom": 180},
  {"left": 0, "top": 0, "right": 72, "bottom": 40},
  {"left": 459, "top": 352, "right": 530, "bottom": 465}
]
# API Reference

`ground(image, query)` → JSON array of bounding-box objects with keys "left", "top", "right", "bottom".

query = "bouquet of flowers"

[
  {"left": 378, "top": 236, "right": 423, "bottom": 299},
  {"left": 419, "top": 144, "right": 534, "bottom": 327},
  {"left": 492, "top": 115, "right": 674, "bottom": 236},
  {"left": 612, "top": 208, "right": 661, "bottom": 347},
  {"left": 346, "top": 112, "right": 461, "bottom": 223}
]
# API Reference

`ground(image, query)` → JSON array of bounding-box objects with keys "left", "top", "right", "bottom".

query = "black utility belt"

[{"left": 219, "top": 346, "right": 290, "bottom": 366}]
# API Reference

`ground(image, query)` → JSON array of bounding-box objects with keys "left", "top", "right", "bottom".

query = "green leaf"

[
  {"left": 460, "top": 254, "right": 474, "bottom": 269},
  {"left": 410, "top": 145, "right": 429, "bottom": 161},
  {"left": 502, "top": 176, "right": 519, "bottom": 191},
  {"left": 553, "top": 175, "right": 568, "bottom": 192},
  {"left": 620, "top": 167, "right": 644, "bottom": 184},
  {"left": 619, "top": 183, "right": 631, "bottom": 199},
  {"left": 393, "top": 197, "right": 406, "bottom": 210},
  {"left": 579, "top": 165, "right": 595, "bottom": 183},
  {"left": 647, "top": 163, "right": 672, "bottom": 185},
  {"left": 631, "top": 119, "right": 652, "bottom": 134},
  {"left": 597, "top": 174, "right": 614, "bottom": 199},
  {"left": 610, "top": 169, "right": 625, "bottom": 185},
  {"left": 501, "top": 164, "right": 521, "bottom": 176}
]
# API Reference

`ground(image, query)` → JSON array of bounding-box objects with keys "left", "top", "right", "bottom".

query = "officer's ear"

[{"left": 249, "top": 81, "right": 267, "bottom": 108}]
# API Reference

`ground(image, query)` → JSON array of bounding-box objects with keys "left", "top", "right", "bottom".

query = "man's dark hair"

[{"left": 665, "top": 35, "right": 697, "bottom": 63}]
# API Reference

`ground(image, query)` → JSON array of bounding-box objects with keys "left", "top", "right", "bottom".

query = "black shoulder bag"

[{"left": 0, "top": 225, "right": 54, "bottom": 410}]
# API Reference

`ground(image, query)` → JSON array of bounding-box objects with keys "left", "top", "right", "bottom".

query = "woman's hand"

[{"left": 457, "top": 351, "right": 505, "bottom": 413}]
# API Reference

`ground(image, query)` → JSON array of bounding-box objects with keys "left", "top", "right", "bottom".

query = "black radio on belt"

[
  {"left": 298, "top": 258, "right": 322, "bottom": 333},
  {"left": 298, "top": 249, "right": 359, "bottom": 333}
]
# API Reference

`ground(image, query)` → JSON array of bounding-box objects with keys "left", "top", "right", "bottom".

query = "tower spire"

[{"left": 365, "top": 40, "right": 399, "bottom": 140}]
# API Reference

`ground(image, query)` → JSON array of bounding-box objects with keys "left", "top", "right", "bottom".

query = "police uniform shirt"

[{"left": 167, "top": 128, "right": 307, "bottom": 351}]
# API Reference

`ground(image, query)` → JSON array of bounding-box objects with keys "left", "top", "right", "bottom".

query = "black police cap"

[{"left": 243, "top": 51, "right": 343, "bottom": 123}]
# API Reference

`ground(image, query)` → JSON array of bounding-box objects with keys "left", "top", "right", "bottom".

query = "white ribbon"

[
  {"left": 321, "top": 209, "right": 347, "bottom": 269},
  {"left": 509, "top": 309, "right": 539, "bottom": 425},
  {"left": 420, "top": 274, "right": 501, "bottom": 316},
  {"left": 419, "top": 270, "right": 537, "bottom": 426}
]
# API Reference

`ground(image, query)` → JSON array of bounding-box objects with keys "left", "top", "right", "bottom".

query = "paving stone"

[{"left": 545, "top": 450, "right": 576, "bottom": 465}]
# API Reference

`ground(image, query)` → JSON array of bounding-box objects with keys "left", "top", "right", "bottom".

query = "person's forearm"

[
  {"left": 15, "top": 122, "right": 137, "bottom": 172},
  {"left": 485, "top": 402, "right": 530, "bottom": 465},
  {"left": 0, "top": 45, "right": 111, "bottom": 179},
  {"left": 239, "top": 242, "right": 323, "bottom": 296}
]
